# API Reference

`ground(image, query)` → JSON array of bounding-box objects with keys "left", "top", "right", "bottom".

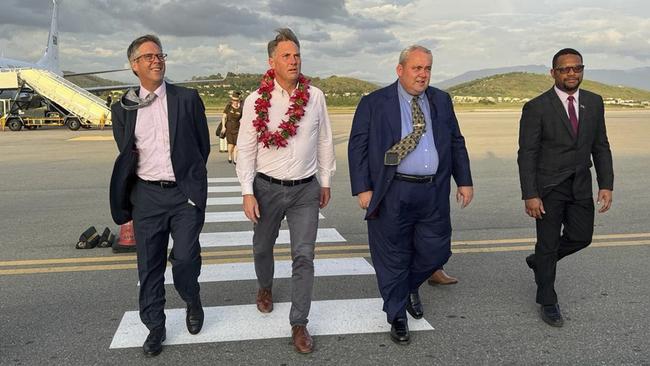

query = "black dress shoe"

[
  {"left": 526, "top": 254, "right": 536, "bottom": 271},
  {"left": 143, "top": 327, "right": 166, "bottom": 357},
  {"left": 540, "top": 304, "right": 564, "bottom": 327},
  {"left": 406, "top": 292, "right": 424, "bottom": 319},
  {"left": 390, "top": 318, "right": 410, "bottom": 344},
  {"left": 186, "top": 300, "right": 204, "bottom": 335}
]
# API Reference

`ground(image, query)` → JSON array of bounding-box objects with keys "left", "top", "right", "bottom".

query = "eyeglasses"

[
  {"left": 133, "top": 53, "right": 167, "bottom": 63},
  {"left": 554, "top": 65, "right": 585, "bottom": 74}
]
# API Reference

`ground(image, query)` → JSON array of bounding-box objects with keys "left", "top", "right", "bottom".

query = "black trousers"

[
  {"left": 532, "top": 179, "right": 594, "bottom": 305},
  {"left": 131, "top": 180, "right": 204, "bottom": 330}
]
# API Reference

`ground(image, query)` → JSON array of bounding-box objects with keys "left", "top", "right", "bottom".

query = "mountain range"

[{"left": 435, "top": 65, "right": 650, "bottom": 91}]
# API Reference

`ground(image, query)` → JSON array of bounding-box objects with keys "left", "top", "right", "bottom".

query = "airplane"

[
  {"left": 0, "top": 0, "right": 226, "bottom": 130},
  {"left": 0, "top": 0, "right": 64, "bottom": 75},
  {"left": 0, "top": 0, "right": 225, "bottom": 97}
]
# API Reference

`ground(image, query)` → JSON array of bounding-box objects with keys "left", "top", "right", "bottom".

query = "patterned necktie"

[
  {"left": 567, "top": 95, "right": 579, "bottom": 136},
  {"left": 120, "top": 88, "right": 158, "bottom": 110},
  {"left": 384, "top": 96, "right": 426, "bottom": 165}
]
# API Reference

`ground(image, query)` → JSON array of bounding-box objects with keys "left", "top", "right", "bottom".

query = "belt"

[
  {"left": 394, "top": 173, "right": 436, "bottom": 183},
  {"left": 138, "top": 178, "right": 177, "bottom": 188},
  {"left": 257, "top": 173, "right": 314, "bottom": 186}
]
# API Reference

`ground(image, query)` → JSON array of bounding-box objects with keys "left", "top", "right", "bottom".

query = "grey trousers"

[{"left": 252, "top": 175, "right": 320, "bottom": 326}]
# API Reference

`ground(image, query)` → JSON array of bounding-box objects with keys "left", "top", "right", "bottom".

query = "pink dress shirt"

[{"left": 134, "top": 83, "right": 176, "bottom": 181}]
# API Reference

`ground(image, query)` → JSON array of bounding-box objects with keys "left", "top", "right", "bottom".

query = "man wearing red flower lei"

[{"left": 236, "top": 28, "right": 336, "bottom": 354}]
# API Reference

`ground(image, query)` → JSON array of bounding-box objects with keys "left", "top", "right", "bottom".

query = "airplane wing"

[{"left": 84, "top": 77, "right": 228, "bottom": 93}]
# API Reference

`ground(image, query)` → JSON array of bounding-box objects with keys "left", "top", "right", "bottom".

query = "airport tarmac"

[{"left": 0, "top": 110, "right": 648, "bottom": 365}]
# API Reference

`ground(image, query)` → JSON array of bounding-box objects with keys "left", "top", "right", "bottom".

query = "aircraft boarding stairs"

[{"left": 8, "top": 68, "right": 111, "bottom": 127}]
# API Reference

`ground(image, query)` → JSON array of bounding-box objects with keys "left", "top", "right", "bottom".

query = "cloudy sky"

[{"left": 1, "top": 0, "right": 649, "bottom": 84}]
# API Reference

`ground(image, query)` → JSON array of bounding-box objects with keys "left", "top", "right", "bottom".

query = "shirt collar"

[
  {"left": 554, "top": 85, "right": 579, "bottom": 102},
  {"left": 273, "top": 79, "right": 296, "bottom": 97},
  {"left": 397, "top": 80, "right": 425, "bottom": 104},
  {"left": 139, "top": 82, "right": 166, "bottom": 99}
]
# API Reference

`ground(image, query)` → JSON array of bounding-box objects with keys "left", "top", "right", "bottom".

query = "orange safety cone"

[{"left": 112, "top": 221, "right": 137, "bottom": 253}]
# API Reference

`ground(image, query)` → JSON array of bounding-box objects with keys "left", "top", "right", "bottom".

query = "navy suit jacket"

[
  {"left": 109, "top": 83, "right": 210, "bottom": 224},
  {"left": 348, "top": 81, "right": 472, "bottom": 219}
]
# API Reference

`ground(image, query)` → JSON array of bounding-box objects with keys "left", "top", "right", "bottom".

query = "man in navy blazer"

[
  {"left": 109, "top": 34, "right": 210, "bottom": 357},
  {"left": 348, "top": 45, "right": 473, "bottom": 344}
]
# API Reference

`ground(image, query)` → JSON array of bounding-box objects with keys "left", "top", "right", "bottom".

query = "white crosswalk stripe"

[
  {"left": 208, "top": 178, "right": 240, "bottom": 183},
  {"left": 205, "top": 211, "right": 324, "bottom": 223},
  {"left": 208, "top": 186, "right": 241, "bottom": 193},
  {"left": 157, "top": 258, "right": 375, "bottom": 284},
  {"left": 196, "top": 228, "right": 345, "bottom": 247},
  {"left": 207, "top": 197, "right": 241, "bottom": 206},
  {"left": 110, "top": 298, "right": 433, "bottom": 349}
]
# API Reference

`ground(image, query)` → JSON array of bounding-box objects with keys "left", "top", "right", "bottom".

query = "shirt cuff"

[
  {"left": 319, "top": 173, "right": 331, "bottom": 188},
  {"left": 241, "top": 182, "right": 254, "bottom": 195}
]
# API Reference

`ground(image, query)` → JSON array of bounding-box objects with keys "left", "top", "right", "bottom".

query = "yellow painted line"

[
  {"left": 0, "top": 263, "right": 137, "bottom": 275},
  {"left": 1, "top": 238, "right": 648, "bottom": 275},
  {"left": 1, "top": 252, "right": 371, "bottom": 276},
  {"left": 3, "top": 238, "right": 650, "bottom": 276},
  {"left": 0, "top": 255, "right": 137, "bottom": 267},
  {"left": 67, "top": 136, "right": 114, "bottom": 141},
  {"left": 0, "top": 244, "right": 369, "bottom": 267},
  {"left": 452, "top": 232, "right": 650, "bottom": 246},
  {"left": 454, "top": 239, "right": 650, "bottom": 253}
]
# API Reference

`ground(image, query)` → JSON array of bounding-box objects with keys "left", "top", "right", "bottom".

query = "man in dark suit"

[
  {"left": 348, "top": 45, "right": 473, "bottom": 344},
  {"left": 109, "top": 34, "right": 210, "bottom": 356},
  {"left": 518, "top": 48, "right": 613, "bottom": 327}
]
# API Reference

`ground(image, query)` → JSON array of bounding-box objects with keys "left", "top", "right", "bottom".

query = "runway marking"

[
  {"left": 207, "top": 197, "right": 241, "bottom": 206},
  {"left": 208, "top": 186, "right": 241, "bottom": 193},
  {"left": 205, "top": 211, "right": 325, "bottom": 223},
  {"left": 109, "top": 298, "right": 433, "bottom": 349},
  {"left": 193, "top": 228, "right": 345, "bottom": 247},
  {"left": 158, "top": 257, "right": 375, "bottom": 284},
  {"left": 66, "top": 136, "right": 114, "bottom": 141},
  {"left": 208, "top": 178, "right": 239, "bottom": 183},
  {"left": 452, "top": 232, "right": 650, "bottom": 246},
  {"left": 3, "top": 236, "right": 650, "bottom": 268}
]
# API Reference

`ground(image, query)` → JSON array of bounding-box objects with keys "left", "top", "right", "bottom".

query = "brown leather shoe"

[
  {"left": 256, "top": 288, "right": 273, "bottom": 313},
  {"left": 427, "top": 269, "right": 459, "bottom": 285},
  {"left": 291, "top": 325, "right": 314, "bottom": 353}
]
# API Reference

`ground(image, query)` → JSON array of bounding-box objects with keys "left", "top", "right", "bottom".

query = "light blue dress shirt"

[{"left": 395, "top": 82, "right": 439, "bottom": 175}]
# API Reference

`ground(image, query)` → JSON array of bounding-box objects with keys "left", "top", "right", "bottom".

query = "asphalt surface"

[{"left": 1, "top": 110, "right": 649, "bottom": 365}]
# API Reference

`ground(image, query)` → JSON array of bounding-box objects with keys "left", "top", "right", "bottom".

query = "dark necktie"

[
  {"left": 567, "top": 95, "right": 578, "bottom": 136},
  {"left": 384, "top": 96, "right": 426, "bottom": 165}
]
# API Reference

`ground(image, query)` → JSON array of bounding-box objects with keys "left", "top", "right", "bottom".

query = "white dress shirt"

[
  {"left": 134, "top": 82, "right": 176, "bottom": 181},
  {"left": 554, "top": 86, "right": 580, "bottom": 122},
  {"left": 236, "top": 81, "right": 336, "bottom": 195}
]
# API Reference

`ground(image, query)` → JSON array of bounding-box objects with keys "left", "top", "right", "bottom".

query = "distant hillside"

[
  {"left": 63, "top": 72, "right": 125, "bottom": 88},
  {"left": 437, "top": 66, "right": 650, "bottom": 91},
  {"left": 447, "top": 72, "right": 650, "bottom": 102}
]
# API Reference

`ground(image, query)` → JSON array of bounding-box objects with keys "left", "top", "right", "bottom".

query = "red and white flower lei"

[{"left": 252, "top": 69, "right": 310, "bottom": 148}]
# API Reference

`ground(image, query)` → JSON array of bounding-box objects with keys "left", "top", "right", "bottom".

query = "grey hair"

[
  {"left": 127, "top": 34, "right": 163, "bottom": 62},
  {"left": 267, "top": 28, "right": 300, "bottom": 57},
  {"left": 398, "top": 45, "right": 432, "bottom": 65}
]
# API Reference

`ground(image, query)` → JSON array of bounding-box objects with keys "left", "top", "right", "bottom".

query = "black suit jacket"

[
  {"left": 517, "top": 87, "right": 613, "bottom": 200},
  {"left": 109, "top": 83, "right": 210, "bottom": 224}
]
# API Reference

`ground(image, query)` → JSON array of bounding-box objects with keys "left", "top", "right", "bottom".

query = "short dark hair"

[
  {"left": 267, "top": 28, "right": 300, "bottom": 57},
  {"left": 127, "top": 34, "right": 162, "bottom": 76},
  {"left": 552, "top": 48, "right": 582, "bottom": 68}
]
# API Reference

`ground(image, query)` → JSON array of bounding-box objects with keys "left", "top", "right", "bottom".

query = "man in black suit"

[
  {"left": 517, "top": 48, "right": 613, "bottom": 327},
  {"left": 109, "top": 34, "right": 210, "bottom": 356}
]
